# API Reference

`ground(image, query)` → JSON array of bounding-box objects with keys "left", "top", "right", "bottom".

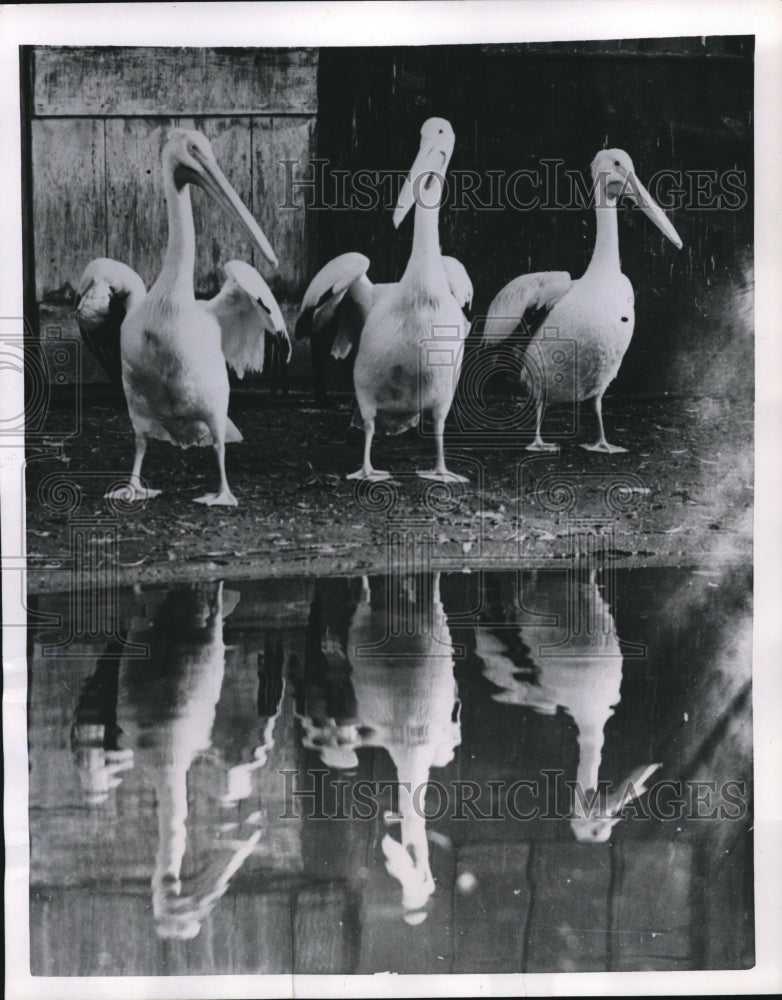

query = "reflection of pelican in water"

[
  {"left": 301, "top": 573, "right": 460, "bottom": 918},
  {"left": 475, "top": 570, "right": 658, "bottom": 842},
  {"left": 71, "top": 582, "right": 264, "bottom": 939},
  {"left": 218, "top": 636, "right": 286, "bottom": 806},
  {"left": 70, "top": 634, "right": 135, "bottom": 806}
]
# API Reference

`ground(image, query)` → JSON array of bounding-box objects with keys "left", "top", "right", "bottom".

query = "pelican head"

[
  {"left": 393, "top": 117, "right": 456, "bottom": 228},
  {"left": 162, "top": 128, "right": 279, "bottom": 267},
  {"left": 77, "top": 274, "right": 113, "bottom": 323},
  {"left": 591, "top": 147, "right": 682, "bottom": 249}
]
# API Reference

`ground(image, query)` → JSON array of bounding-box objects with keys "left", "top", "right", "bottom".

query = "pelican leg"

[
  {"left": 526, "top": 398, "right": 558, "bottom": 452},
  {"left": 194, "top": 437, "right": 238, "bottom": 506},
  {"left": 417, "top": 415, "right": 468, "bottom": 483},
  {"left": 104, "top": 433, "right": 162, "bottom": 501},
  {"left": 347, "top": 416, "right": 391, "bottom": 481},
  {"left": 581, "top": 394, "right": 627, "bottom": 453}
]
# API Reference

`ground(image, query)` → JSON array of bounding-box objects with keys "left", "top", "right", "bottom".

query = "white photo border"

[{"left": 2, "top": 2, "right": 780, "bottom": 997}]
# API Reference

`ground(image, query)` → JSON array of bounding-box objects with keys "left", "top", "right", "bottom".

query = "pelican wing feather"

[
  {"left": 295, "top": 252, "right": 374, "bottom": 360},
  {"left": 483, "top": 270, "right": 572, "bottom": 344},
  {"left": 202, "top": 260, "right": 291, "bottom": 379},
  {"left": 441, "top": 255, "right": 473, "bottom": 311}
]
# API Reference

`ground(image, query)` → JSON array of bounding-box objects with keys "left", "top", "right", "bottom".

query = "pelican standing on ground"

[
  {"left": 296, "top": 118, "right": 471, "bottom": 481},
  {"left": 77, "top": 129, "right": 288, "bottom": 506},
  {"left": 484, "top": 149, "right": 683, "bottom": 452}
]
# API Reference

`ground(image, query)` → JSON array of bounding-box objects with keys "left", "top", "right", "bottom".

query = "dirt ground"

[{"left": 24, "top": 390, "right": 753, "bottom": 593}]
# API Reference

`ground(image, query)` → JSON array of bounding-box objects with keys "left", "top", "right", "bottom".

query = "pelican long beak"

[
  {"left": 192, "top": 150, "right": 279, "bottom": 268},
  {"left": 393, "top": 143, "right": 448, "bottom": 229},
  {"left": 625, "top": 171, "right": 683, "bottom": 249}
]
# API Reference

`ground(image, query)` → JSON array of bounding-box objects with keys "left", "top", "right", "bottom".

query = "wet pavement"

[
  {"left": 24, "top": 393, "right": 753, "bottom": 591},
  {"left": 28, "top": 564, "right": 753, "bottom": 976}
]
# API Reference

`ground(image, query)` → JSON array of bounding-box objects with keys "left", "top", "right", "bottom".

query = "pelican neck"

[
  {"left": 152, "top": 172, "right": 196, "bottom": 299},
  {"left": 584, "top": 196, "right": 621, "bottom": 277},
  {"left": 401, "top": 178, "right": 448, "bottom": 288}
]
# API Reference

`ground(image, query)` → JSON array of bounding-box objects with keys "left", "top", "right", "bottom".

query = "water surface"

[{"left": 28, "top": 565, "right": 753, "bottom": 975}]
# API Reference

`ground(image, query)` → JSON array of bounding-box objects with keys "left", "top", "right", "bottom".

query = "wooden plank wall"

[
  {"left": 26, "top": 41, "right": 753, "bottom": 397},
  {"left": 26, "top": 46, "right": 317, "bottom": 380}
]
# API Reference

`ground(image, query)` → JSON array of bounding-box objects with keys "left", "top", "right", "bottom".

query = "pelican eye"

[{"left": 614, "top": 160, "right": 620, "bottom": 167}]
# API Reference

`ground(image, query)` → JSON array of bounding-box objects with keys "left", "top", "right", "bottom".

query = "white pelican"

[
  {"left": 295, "top": 118, "right": 472, "bottom": 482},
  {"left": 76, "top": 128, "right": 289, "bottom": 506},
  {"left": 474, "top": 571, "right": 659, "bottom": 842},
  {"left": 484, "top": 149, "right": 683, "bottom": 452}
]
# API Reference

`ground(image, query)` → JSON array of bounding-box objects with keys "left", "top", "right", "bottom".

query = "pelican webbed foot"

[
  {"left": 580, "top": 440, "right": 628, "bottom": 454},
  {"left": 104, "top": 484, "right": 162, "bottom": 502},
  {"left": 416, "top": 468, "right": 469, "bottom": 483},
  {"left": 525, "top": 438, "right": 559, "bottom": 452},
  {"left": 194, "top": 489, "right": 238, "bottom": 507},
  {"left": 346, "top": 468, "right": 392, "bottom": 481}
]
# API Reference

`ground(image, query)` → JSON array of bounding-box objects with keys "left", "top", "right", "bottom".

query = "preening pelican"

[
  {"left": 296, "top": 118, "right": 471, "bottom": 481},
  {"left": 77, "top": 128, "right": 288, "bottom": 506},
  {"left": 484, "top": 149, "right": 683, "bottom": 452},
  {"left": 75, "top": 258, "right": 147, "bottom": 386}
]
